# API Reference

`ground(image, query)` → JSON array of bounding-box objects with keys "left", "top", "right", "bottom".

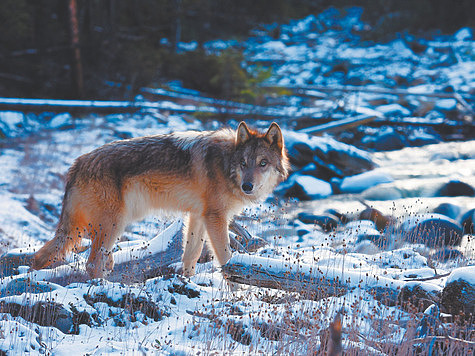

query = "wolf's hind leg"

[
  {"left": 204, "top": 212, "right": 232, "bottom": 267},
  {"left": 32, "top": 209, "right": 87, "bottom": 270},
  {"left": 86, "top": 216, "right": 125, "bottom": 279},
  {"left": 182, "top": 214, "right": 206, "bottom": 277}
]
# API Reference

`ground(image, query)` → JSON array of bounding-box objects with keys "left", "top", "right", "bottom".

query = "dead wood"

[{"left": 222, "top": 254, "right": 401, "bottom": 305}]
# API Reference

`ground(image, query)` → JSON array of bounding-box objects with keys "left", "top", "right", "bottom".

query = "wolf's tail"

[{"left": 32, "top": 171, "right": 82, "bottom": 270}]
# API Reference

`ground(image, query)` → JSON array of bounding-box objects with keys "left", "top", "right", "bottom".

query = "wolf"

[{"left": 32, "top": 122, "right": 289, "bottom": 278}]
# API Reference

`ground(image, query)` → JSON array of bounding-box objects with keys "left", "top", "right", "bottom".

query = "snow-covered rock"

[
  {"left": 340, "top": 170, "right": 393, "bottom": 194},
  {"left": 434, "top": 98, "right": 457, "bottom": 112},
  {"left": 49, "top": 113, "right": 73, "bottom": 129},
  {"left": 454, "top": 27, "right": 473, "bottom": 41},
  {"left": 276, "top": 173, "right": 332, "bottom": 200},
  {"left": 377, "top": 103, "right": 411, "bottom": 117},
  {"left": 0, "top": 111, "right": 25, "bottom": 137}
]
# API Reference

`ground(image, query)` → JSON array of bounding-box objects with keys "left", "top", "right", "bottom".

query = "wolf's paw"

[
  {"left": 86, "top": 254, "right": 113, "bottom": 279},
  {"left": 182, "top": 264, "right": 196, "bottom": 277}
]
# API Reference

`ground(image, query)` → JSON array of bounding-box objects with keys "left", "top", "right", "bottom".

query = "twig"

[
  {"left": 403, "top": 272, "right": 451, "bottom": 282},
  {"left": 454, "top": 92, "right": 475, "bottom": 114}
]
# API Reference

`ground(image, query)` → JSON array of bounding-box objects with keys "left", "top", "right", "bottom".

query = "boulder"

[
  {"left": 402, "top": 213, "right": 463, "bottom": 247},
  {"left": 340, "top": 170, "right": 393, "bottom": 194},
  {"left": 284, "top": 131, "right": 374, "bottom": 177},
  {"left": 49, "top": 113, "right": 73, "bottom": 130},
  {"left": 297, "top": 212, "right": 339, "bottom": 232},
  {"left": 437, "top": 180, "right": 475, "bottom": 197},
  {"left": 325, "top": 208, "right": 349, "bottom": 224},
  {"left": 430, "top": 248, "right": 465, "bottom": 262},
  {"left": 434, "top": 98, "right": 457, "bottom": 112},
  {"left": 0, "top": 111, "right": 25, "bottom": 138},
  {"left": 454, "top": 27, "right": 473, "bottom": 41},
  {"left": 433, "top": 203, "right": 461, "bottom": 220},
  {"left": 343, "top": 220, "right": 382, "bottom": 245},
  {"left": 398, "top": 283, "right": 440, "bottom": 313},
  {"left": 460, "top": 208, "right": 475, "bottom": 234},
  {"left": 377, "top": 103, "right": 411, "bottom": 117},
  {"left": 0, "top": 300, "right": 76, "bottom": 334},
  {"left": 441, "top": 267, "right": 475, "bottom": 319},
  {"left": 276, "top": 173, "right": 332, "bottom": 201},
  {"left": 359, "top": 207, "right": 395, "bottom": 232},
  {"left": 287, "top": 141, "right": 314, "bottom": 169},
  {"left": 361, "top": 127, "right": 408, "bottom": 151}
]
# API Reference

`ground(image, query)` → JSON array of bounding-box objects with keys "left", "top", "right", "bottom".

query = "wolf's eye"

[
  {"left": 260, "top": 159, "right": 268, "bottom": 167},
  {"left": 240, "top": 159, "right": 246, "bottom": 167}
]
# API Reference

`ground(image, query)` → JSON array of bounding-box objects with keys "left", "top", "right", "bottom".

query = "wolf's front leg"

[
  {"left": 204, "top": 211, "right": 232, "bottom": 268},
  {"left": 182, "top": 214, "right": 206, "bottom": 277},
  {"left": 86, "top": 219, "right": 125, "bottom": 279}
]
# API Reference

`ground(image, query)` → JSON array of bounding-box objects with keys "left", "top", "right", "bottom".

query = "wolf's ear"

[
  {"left": 236, "top": 121, "right": 251, "bottom": 145},
  {"left": 265, "top": 122, "right": 283, "bottom": 151}
]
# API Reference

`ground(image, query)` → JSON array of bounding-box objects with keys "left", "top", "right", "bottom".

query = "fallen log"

[
  {"left": 298, "top": 113, "right": 379, "bottom": 135},
  {"left": 222, "top": 254, "right": 403, "bottom": 305},
  {"left": 263, "top": 84, "right": 474, "bottom": 100}
]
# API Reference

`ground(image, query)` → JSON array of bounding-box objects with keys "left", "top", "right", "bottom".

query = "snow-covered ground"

[
  {"left": 0, "top": 110, "right": 473, "bottom": 354},
  {"left": 1, "top": 8, "right": 474, "bottom": 356}
]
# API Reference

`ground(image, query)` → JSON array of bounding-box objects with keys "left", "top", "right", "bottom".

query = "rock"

[
  {"left": 437, "top": 180, "right": 475, "bottom": 197},
  {"left": 324, "top": 144, "right": 374, "bottom": 176},
  {"left": 460, "top": 208, "right": 475, "bottom": 234},
  {"left": 287, "top": 141, "right": 314, "bottom": 169},
  {"left": 0, "top": 111, "right": 25, "bottom": 138},
  {"left": 276, "top": 173, "right": 332, "bottom": 201},
  {"left": 376, "top": 103, "right": 411, "bottom": 117},
  {"left": 0, "top": 248, "right": 37, "bottom": 278},
  {"left": 441, "top": 266, "right": 475, "bottom": 319},
  {"left": 430, "top": 248, "right": 464, "bottom": 262},
  {"left": 362, "top": 185, "right": 403, "bottom": 201},
  {"left": 353, "top": 240, "right": 379, "bottom": 254},
  {"left": 407, "top": 129, "right": 440, "bottom": 147},
  {"left": 312, "top": 157, "right": 344, "bottom": 180},
  {"left": 454, "top": 27, "right": 473, "bottom": 41},
  {"left": 359, "top": 207, "right": 395, "bottom": 232},
  {"left": 340, "top": 170, "right": 393, "bottom": 194},
  {"left": 297, "top": 212, "right": 339, "bottom": 232},
  {"left": 402, "top": 214, "right": 463, "bottom": 247},
  {"left": 301, "top": 162, "right": 341, "bottom": 181},
  {"left": 434, "top": 98, "right": 457, "bottom": 112},
  {"left": 433, "top": 203, "right": 461, "bottom": 220},
  {"left": 0, "top": 300, "right": 75, "bottom": 334},
  {"left": 297, "top": 227, "right": 311, "bottom": 238},
  {"left": 398, "top": 282, "right": 440, "bottom": 313},
  {"left": 325, "top": 208, "right": 349, "bottom": 224},
  {"left": 362, "top": 127, "right": 408, "bottom": 151},
  {"left": 49, "top": 113, "right": 73, "bottom": 130},
  {"left": 284, "top": 131, "right": 374, "bottom": 177},
  {"left": 344, "top": 220, "right": 382, "bottom": 245}
]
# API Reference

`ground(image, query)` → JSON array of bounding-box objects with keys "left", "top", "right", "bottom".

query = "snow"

[
  {"left": 446, "top": 266, "right": 475, "bottom": 285},
  {"left": 377, "top": 103, "right": 411, "bottom": 116},
  {"left": 340, "top": 170, "right": 394, "bottom": 193},
  {"left": 0, "top": 8, "right": 474, "bottom": 355},
  {"left": 295, "top": 174, "right": 332, "bottom": 198},
  {"left": 454, "top": 27, "right": 473, "bottom": 41},
  {"left": 434, "top": 98, "right": 457, "bottom": 111}
]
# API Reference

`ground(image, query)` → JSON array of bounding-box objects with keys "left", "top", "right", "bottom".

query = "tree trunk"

[{"left": 68, "top": 0, "right": 84, "bottom": 98}]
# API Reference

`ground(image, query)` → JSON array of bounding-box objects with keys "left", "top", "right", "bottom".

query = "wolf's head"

[{"left": 232, "top": 121, "right": 289, "bottom": 200}]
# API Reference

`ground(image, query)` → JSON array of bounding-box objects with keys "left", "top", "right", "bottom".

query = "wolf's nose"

[{"left": 242, "top": 182, "right": 253, "bottom": 193}]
